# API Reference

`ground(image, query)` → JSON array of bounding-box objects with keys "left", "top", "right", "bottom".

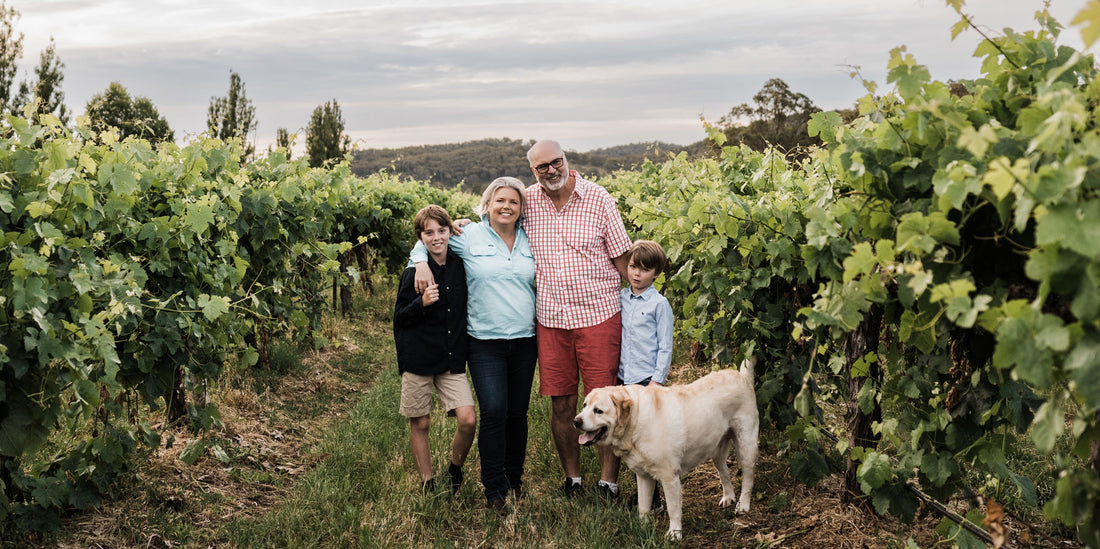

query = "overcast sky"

[{"left": 9, "top": 0, "right": 1093, "bottom": 152}]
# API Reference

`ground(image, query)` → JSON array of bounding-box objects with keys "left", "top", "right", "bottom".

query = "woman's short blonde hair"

[{"left": 477, "top": 176, "right": 527, "bottom": 221}]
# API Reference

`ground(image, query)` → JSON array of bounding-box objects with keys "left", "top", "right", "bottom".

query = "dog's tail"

[{"left": 740, "top": 356, "right": 756, "bottom": 383}]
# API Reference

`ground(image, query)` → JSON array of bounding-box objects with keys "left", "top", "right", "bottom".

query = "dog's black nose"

[{"left": 573, "top": 418, "right": 583, "bottom": 429}]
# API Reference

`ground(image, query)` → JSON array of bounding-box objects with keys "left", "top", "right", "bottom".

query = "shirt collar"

[
  {"left": 627, "top": 285, "right": 657, "bottom": 300},
  {"left": 429, "top": 248, "right": 457, "bottom": 269}
]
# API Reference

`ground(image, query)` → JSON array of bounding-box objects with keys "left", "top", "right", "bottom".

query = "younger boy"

[
  {"left": 618, "top": 240, "right": 673, "bottom": 387},
  {"left": 609, "top": 239, "right": 673, "bottom": 506},
  {"left": 393, "top": 205, "right": 476, "bottom": 494}
]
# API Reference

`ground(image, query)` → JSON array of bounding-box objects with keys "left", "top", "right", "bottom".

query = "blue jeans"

[{"left": 468, "top": 336, "right": 538, "bottom": 502}]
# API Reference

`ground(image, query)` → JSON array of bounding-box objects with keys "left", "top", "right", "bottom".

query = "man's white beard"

[{"left": 540, "top": 170, "right": 567, "bottom": 191}]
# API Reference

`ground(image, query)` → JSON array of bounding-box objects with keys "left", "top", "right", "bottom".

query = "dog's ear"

[{"left": 611, "top": 393, "right": 633, "bottom": 440}]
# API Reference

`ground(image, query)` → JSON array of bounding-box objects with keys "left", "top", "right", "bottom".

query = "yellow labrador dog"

[{"left": 574, "top": 358, "right": 758, "bottom": 541}]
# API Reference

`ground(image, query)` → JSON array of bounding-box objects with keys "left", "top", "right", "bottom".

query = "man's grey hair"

[{"left": 526, "top": 139, "right": 565, "bottom": 164}]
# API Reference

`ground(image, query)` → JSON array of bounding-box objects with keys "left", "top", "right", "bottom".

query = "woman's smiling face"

[{"left": 488, "top": 186, "right": 522, "bottom": 228}]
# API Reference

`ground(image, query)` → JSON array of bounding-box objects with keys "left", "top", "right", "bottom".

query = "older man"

[{"left": 523, "top": 140, "right": 631, "bottom": 499}]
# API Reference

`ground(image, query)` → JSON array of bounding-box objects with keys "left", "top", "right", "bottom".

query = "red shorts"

[{"left": 537, "top": 313, "right": 621, "bottom": 397}]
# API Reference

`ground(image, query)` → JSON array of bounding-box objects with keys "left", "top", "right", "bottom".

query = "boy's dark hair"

[
  {"left": 628, "top": 240, "right": 667, "bottom": 272},
  {"left": 413, "top": 205, "right": 455, "bottom": 237}
]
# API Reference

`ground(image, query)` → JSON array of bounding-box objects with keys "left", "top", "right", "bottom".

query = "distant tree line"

[
  {"left": 85, "top": 82, "right": 174, "bottom": 143},
  {"left": 349, "top": 138, "right": 697, "bottom": 189},
  {"left": 348, "top": 79, "right": 865, "bottom": 187}
]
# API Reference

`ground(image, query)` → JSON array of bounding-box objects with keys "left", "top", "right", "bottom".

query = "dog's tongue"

[{"left": 578, "top": 431, "right": 599, "bottom": 446}]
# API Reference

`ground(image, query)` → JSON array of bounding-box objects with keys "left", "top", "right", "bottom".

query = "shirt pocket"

[
  {"left": 467, "top": 243, "right": 502, "bottom": 280},
  {"left": 563, "top": 224, "right": 600, "bottom": 257},
  {"left": 469, "top": 243, "right": 496, "bottom": 256},
  {"left": 515, "top": 247, "right": 537, "bottom": 282}
]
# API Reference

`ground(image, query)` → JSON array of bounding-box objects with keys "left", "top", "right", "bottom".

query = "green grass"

[{"left": 222, "top": 345, "right": 672, "bottom": 547}]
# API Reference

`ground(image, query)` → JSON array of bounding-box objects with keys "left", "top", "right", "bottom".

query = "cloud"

[{"left": 9, "top": 0, "right": 1092, "bottom": 151}]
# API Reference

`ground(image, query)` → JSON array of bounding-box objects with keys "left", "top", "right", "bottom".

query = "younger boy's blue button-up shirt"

[{"left": 618, "top": 285, "right": 674, "bottom": 384}]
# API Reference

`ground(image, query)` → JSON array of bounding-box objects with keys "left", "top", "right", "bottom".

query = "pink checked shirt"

[{"left": 524, "top": 171, "right": 632, "bottom": 330}]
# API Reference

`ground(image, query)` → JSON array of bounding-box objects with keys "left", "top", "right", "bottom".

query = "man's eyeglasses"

[{"left": 533, "top": 157, "right": 564, "bottom": 174}]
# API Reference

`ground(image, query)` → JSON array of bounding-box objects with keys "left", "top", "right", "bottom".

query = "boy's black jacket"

[{"left": 393, "top": 249, "right": 468, "bottom": 375}]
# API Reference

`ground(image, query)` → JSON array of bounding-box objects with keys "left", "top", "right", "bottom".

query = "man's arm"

[
  {"left": 600, "top": 186, "right": 633, "bottom": 281},
  {"left": 612, "top": 252, "right": 629, "bottom": 281}
]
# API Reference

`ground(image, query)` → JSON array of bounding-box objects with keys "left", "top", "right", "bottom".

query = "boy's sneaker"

[
  {"left": 559, "top": 478, "right": 582, "bottom": 498},
  {"left": 487, "top": 497, "right": 507, "bottom": 515},
  {"left": 447, "top": 463, "right": 463, "bottom": 495},
  {"left": 422, "top": 477, "right": 437, "bottom": 493}
]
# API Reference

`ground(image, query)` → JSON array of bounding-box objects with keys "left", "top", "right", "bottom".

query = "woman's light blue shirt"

[{"left": 411, "top": 220, "right": 536, "bottom": 340}]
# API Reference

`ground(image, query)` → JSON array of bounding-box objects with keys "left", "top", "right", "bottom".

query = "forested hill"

[{"left": 349, "top": 137, "right": 704, "bottom": 189}]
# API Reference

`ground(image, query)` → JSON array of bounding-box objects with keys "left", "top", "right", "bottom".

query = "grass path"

[{"left": 221, "top": 280, "right": 674, "bottom": 548}]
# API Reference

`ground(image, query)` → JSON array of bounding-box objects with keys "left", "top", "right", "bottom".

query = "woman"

[{"left": 410, "top": 177, "right": 537, "bottom": 513}]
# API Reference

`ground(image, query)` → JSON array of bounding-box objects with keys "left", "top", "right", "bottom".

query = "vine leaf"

[
  {"left": 1065, "top": 332, "right": 1100, "bottom": 413},
  {"left": 1036, "top": 201, "right": 1100, "bottom": 258},
  {"left": 1031, "top": 401, "right": 1064, "bottom": 453},
  {"left": 857, "top": 451, "right": 893, "bottom": 493},
  {"left": 1072, "top": 0, "right": 1100, "bottom": 47},
  {"left": 179, "top": 439, "right": 206, "bottom": 465},
  {"left": 199, "top": 293, "right": 231, "bottom": 321}
]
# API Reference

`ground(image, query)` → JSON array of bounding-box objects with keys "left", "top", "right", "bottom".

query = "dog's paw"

[
  {"left": 665, "top": 529, "right": 682, "bottom": 541},
  {"left": 735, "top": 500, "right": 750, "bottom": 514},
  {"left": 718, "top": 495, "right": 734, "bottom": 508}
]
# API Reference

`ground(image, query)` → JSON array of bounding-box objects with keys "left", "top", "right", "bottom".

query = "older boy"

[{"left": 393, "top": 205, "right": 476, "bottom": 493}]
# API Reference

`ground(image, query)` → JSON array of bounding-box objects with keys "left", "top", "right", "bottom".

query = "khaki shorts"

[{"left": 399, "top": 371, "right": 475, "bottom": 418}]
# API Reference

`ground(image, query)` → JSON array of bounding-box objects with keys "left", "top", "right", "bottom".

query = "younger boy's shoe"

[
  {"left": 422, "top": 477, "right": 437, "bottom": 493},
  {"left": 596, "top": 482, "right": 619, "bottom": 501},
  {"left": 559, "top": 478, "right": 582, "bottom": 498}
]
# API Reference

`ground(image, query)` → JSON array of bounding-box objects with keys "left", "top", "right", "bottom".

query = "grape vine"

[
  {"left": 0, "top": 118, "right": 474, "bottom": 531},
  {"left": 606, "top": 10, "right": 1100, "bottom": 546}
]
